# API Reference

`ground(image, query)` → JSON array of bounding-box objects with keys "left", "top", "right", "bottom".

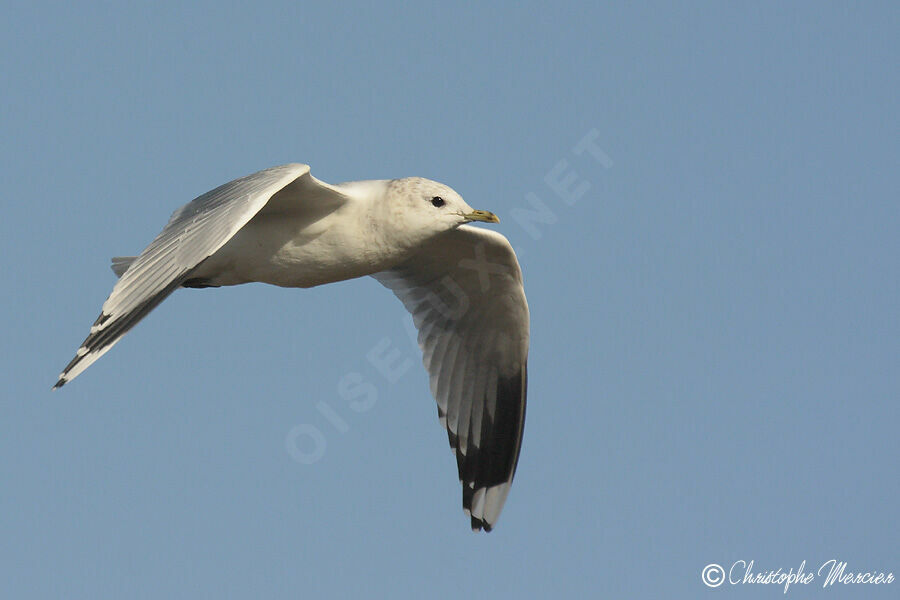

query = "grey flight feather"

[
  {"left": 372, "top": 226, "right": 529, "bottom": 531},
  {"left": 54, "top": 163, "right": 340, "bottom": 388}
]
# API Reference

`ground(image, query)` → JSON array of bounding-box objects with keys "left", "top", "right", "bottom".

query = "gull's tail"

[{"left": 110, "top": 256, "right": 137, "bottom": 278}]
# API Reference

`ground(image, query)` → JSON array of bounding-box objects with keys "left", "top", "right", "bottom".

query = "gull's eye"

[{"left": 431, "top": 196, "right": 445, "bottom": 208}]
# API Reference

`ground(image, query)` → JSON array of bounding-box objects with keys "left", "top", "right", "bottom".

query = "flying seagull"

[{"left": 55, "top": 163, "right": 529, "bottom": 532}]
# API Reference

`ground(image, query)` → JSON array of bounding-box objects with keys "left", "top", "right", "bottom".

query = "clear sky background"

[{"left": 1, "top": 2, "right": 897, "bottom": 598}]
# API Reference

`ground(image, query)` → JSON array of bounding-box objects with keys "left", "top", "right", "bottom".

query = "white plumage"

[{"left": 56, "top": 163, "right": 529, "bottom": 531}]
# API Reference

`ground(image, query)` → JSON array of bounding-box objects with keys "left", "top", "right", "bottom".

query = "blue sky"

[{"left": 2, "top": 2, "right": 897, "bottom": 598}]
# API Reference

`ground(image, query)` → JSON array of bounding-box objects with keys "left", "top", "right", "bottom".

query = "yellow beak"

[{"left": 463, "top": 210, "right": 500, "bottom": 224}]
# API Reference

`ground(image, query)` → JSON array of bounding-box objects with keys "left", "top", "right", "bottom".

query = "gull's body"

[
  {"left": 56, "top": 163, "right": 529, "bottom": 531},
  {"left": 195, "top": 179, "right": 404, "bottom": 288}
]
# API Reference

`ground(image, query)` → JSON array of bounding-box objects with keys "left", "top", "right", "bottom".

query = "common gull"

[{"left": 55, "top": 163, "right": 529, "bottom": 531}]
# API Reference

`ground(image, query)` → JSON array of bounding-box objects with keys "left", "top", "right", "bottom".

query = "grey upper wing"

[
  {"left": 55, "top": 163, "right": 344, "bottom": 388},
  {"left": 372, "top": 226, "right": 530, "bottom": 531}
]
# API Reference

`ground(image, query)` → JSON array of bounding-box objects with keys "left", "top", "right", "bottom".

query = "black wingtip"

[{"left": 470, "top": 516, "right": 493, "bottom": 532}]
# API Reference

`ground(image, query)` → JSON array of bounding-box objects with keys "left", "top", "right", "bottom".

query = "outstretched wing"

[
  {"left": 55, "top": 163, "right": 344, "bottom": 388},
  {"left": 372, "top": 226, "right": 530, "bottom": 531}
]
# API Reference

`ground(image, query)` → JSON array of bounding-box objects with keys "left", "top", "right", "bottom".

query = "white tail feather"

[{"left": 110, "top": 256, "right": 137, "bottom": 278}]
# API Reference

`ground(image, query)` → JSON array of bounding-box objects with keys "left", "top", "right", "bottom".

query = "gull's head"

[{"left": 385, "top": 177, "right": 499, "bottom": 240}]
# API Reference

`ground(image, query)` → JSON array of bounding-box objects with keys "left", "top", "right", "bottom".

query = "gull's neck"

[{"left": 335, "top": 178, "right": 434, "bottom": 270}]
